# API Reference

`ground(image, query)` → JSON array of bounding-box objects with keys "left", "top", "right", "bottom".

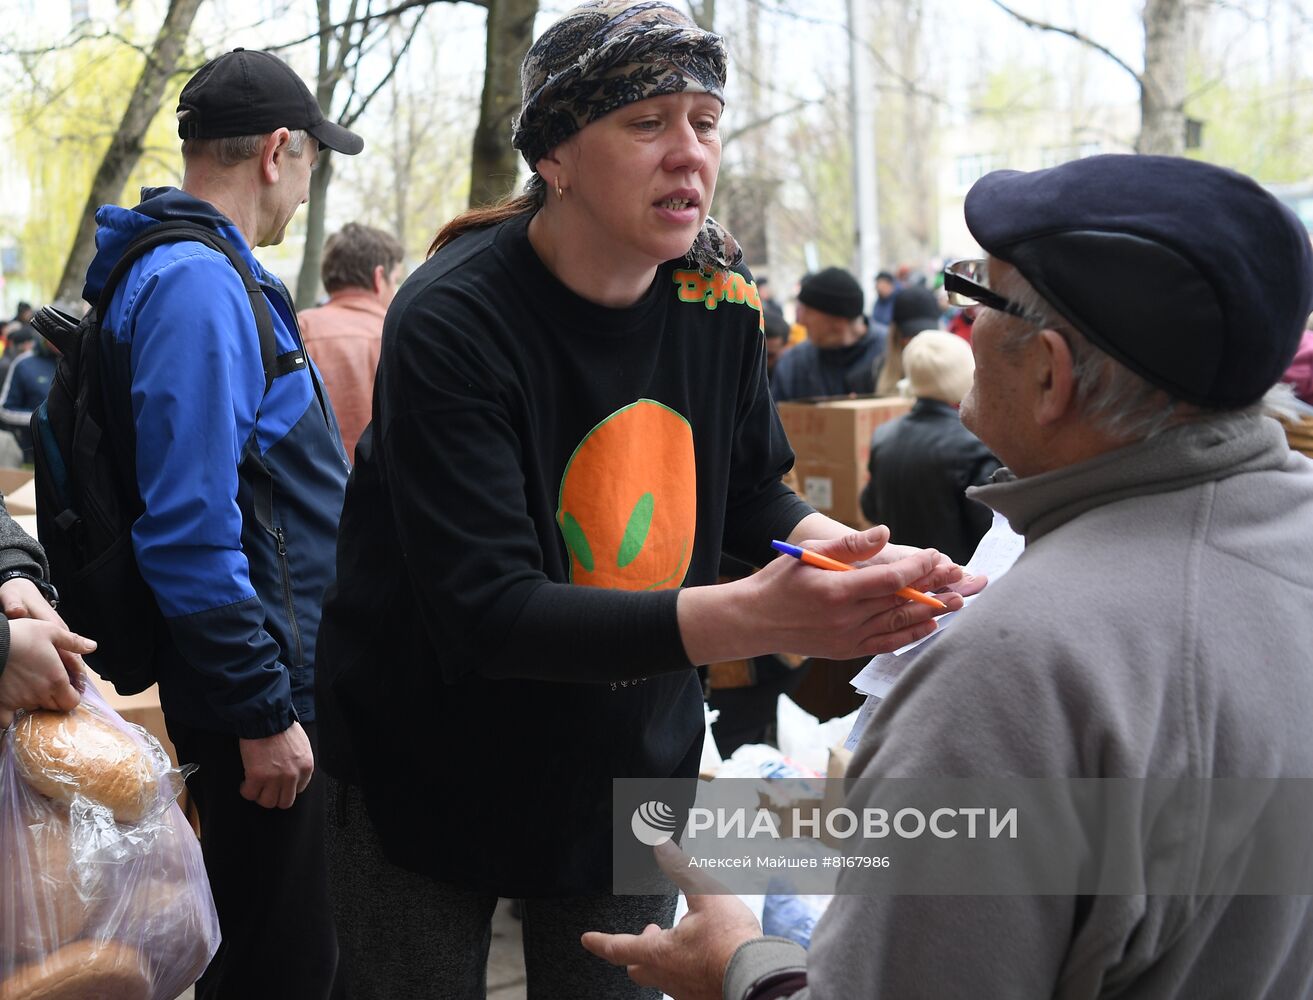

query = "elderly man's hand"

[{"left": 581, "top": 842, "right": 763, "bottom": 1000}]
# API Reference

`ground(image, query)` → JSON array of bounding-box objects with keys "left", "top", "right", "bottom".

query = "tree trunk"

[
  {"left": 389, "top": 40, "right": 416, "bottom": 252},
  {"left": 1137, "top": 0, "right": 1187, "bottom": 155},
  {"left": 296, "top": 152, "right": 335, "bottom": 308},
  {"left": 987, "top": 0, "right": 1191, "bottom": 158},
  {"left": 901, "top": 0, "right": 934, "bottom": 261},
  {"left": 295, "top": 0, "right": 349, "bottom": 308},
  {"left": 54, "top": 0, "right": 205, "bottom": 305},
  {"left": 469, "top": 0, "right": 538, "bottom": 206},
  {"left": 293, "top": 0, "right": 431, "bottom": 302},
  {"left": 690, "top": 0, "right": 715, "bottom": 32}
]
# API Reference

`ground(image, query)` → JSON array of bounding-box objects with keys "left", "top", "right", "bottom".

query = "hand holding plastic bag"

[{"left": 0, "top": 683, "right": 219, "bottom": 999}]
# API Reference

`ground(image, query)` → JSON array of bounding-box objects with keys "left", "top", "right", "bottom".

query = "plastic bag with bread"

[{"left": 0, "top": 684, "right": 219, "bottom": 1000}]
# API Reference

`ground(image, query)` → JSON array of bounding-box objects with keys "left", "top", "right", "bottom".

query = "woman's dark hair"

[{"left": 428, "top": 187, "right": 544, "bottom": 258}]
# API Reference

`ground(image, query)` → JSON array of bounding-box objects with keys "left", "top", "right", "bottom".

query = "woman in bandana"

[{"left": 314, "top": 3, "right": 969, "bottom": 996}]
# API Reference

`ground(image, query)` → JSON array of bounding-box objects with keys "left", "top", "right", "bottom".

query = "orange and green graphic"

[
  {"left": 673, "top": 269, "right": 765, "bottom": 331},
  {"left": 557, "top": 399, "right": 696, "bottom": 591}
]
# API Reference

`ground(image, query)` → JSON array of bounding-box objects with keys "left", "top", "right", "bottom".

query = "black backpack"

[{"left": 30, "top": 222, "right": 281, "bottom": 695}]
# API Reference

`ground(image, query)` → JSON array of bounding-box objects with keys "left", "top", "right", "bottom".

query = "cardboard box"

[
  {"left": 755, "top": 746, "right": 854, "bottom": 847},
  {"left": 820, "top": 746, "right": 853, "bottom": 849},
  {"left": 3, "top": 475, "right": 37, "bottom": 516},
  {"left": 86, "top": 671, "right": 201, "bottom": 835},
  {"left": 86, "top": 671, "right": 178, "bottom": 768},
  {"left": 0, "top": 467, "right": 34, "bottom": 515},
  {"left": 776, "top": 397, "right": 912, "bottom": 528}
]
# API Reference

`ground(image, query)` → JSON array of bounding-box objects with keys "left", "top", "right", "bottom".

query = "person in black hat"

[
  {"left": 1, "top": 301, "right": 36, "bottom": 383},
  {"left": 0, "top": 325, "right": 55, "bottom": 461},
  {"left": 77, "top": 48, "right": 363, "bottom": 1000},
  {"left": 0, "top": 320, "right": 34, "bottom": 402},
  {"left": 770, "top": 266, "right": 885, "bottom": 401},
  {"left": 873, "top": 284, "right": 942, "bottom": 395},
  {"left": 761, "top": 298, "right": 792, "bottom": 375},
  {"left": 2, "top": 300, "right": 33, "bottom": 338},
  {"left": 585, "top": 154, "right": 1313, "bottom": 999}
]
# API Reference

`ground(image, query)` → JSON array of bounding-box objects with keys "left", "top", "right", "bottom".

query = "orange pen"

[{"left": 770, "top": 540, "right": 948, "bottom": 609}]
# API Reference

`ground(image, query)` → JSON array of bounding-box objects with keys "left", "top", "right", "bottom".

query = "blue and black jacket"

[
  {"left": 0, "top": 341, "right": 57, "bottom": 459},
  {"left": 84, "top": 187, "right": 348, "bottom": 738}
]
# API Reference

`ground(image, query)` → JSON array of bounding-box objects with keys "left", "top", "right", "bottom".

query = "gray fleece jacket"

[{"left": 726, "top": 413, "right": 1313, "bottom": 1000}]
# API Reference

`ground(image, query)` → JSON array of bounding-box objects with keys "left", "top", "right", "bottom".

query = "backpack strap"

[
  {"left": 97, "top": 221, "right": 291, "bottom": 534},
  {"left": 96, "top": 220, "right": 279, "bottom": 395}
]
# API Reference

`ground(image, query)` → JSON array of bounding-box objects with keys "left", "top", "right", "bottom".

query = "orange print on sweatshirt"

[
  {"left": 672, "top": 269, "right": 764, "bottom": 331},
  {"left": 557, "top": 400, "right": 696, "bottom": 590}
]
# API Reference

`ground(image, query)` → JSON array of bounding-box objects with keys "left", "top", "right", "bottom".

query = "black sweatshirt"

[{"left": 316, "top": 214, "right": 810, "bottom": 895}]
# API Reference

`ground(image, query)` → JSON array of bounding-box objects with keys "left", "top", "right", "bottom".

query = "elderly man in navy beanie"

[
  {"left": 771, "top": 266, "right": 884, "bottom": 401},
  {"left": 585, "top": 155, "right": 1313, "bottom": 1000}
]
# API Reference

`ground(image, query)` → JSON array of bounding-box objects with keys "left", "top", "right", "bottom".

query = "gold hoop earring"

[{"left": 555, "top": 177, "right": 564, "bottom": 201}]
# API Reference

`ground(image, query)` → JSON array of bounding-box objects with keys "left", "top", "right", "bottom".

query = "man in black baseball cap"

[
  {"left": 581, "top": 154, "right": 1313, "bottom": 1000},
  {"left": 168, "top": 48, "right": 363, "bottom": 249},
  {"left": 771, "top": 266, "right": 884, "bottom": 401},
  {"left": 873, "top": 284, "right": 943, "bottom": 395},
  {"left": 75, "top": 44, "right": 363, "bottom": 1000},
  {"left": 177, "top": 47, "right": 364, "bottom": 155}
]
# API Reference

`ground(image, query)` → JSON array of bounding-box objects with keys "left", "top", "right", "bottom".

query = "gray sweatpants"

[{"left": 325, "top": 776, "right": 677, "bottom": 1000}]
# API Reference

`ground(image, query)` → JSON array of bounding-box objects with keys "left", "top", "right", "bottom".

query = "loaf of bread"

[
  {"left": 90, "top": 812, "right": 217, "bottom": 995},
  {"left": 122, "top": 873, "right": 214, "bottom": 995},
  {"left": 11, "top": 707, "right": 158, "bottom": 824},
  {"left": 0, "top": 808, "right": 88, "bottom": 963},
  {"left": 0, "top": 939, "right": 151, "bottom": 1000}
]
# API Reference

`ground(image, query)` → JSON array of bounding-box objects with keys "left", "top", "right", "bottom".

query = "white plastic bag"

[{"left": 0, "top": 683, "right": 218, "bottom": 999}]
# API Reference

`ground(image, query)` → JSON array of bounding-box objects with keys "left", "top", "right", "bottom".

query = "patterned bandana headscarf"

[{"left": 511, "top": 0, "right": 742, "bottom": 271}]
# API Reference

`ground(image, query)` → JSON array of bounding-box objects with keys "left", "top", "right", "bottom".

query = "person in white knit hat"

[{"left": 860, "top": 330, "right": 1000, "bottom": 562}]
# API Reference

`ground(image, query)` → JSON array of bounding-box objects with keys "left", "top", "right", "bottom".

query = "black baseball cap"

[
  {"left": 177, "top": 48, "right": 363, "bottom": 156},
  {"left": 891, "top": 286, "right": 941, "bottom": 333}
]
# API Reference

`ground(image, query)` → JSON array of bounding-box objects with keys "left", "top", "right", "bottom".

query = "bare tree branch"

[
  {"left": 737, "top": 0, "right": 953, "bottom": 109},
  {"left": 341, "top": 7, "right": 427, "bottom": 127},
  {"left": 987, "top": 0, "right": 1142, "bottom": 85},
  {"left": 52, "top": 0, "right": 206, "bottom": 303},
  {"left": 723, "top": 95, "right": 823, "bottom": 146},
  {"left": 1200, "top": 0, "right": 1265, "bottom": 23},
  {"left": 332, "top": 0, "right": 363, "bottom": 81},
  {"left": 0, "top": 27, "right": 150, "bottom": 60},
  {"left": 2, "top": 0, "right": 471, "bottom": 77},
  {"left": 688, "top": 0, "right": 715, "bottom": 31},
  {"left": 332, "top": 0, "right": 367, "bottom": 116},
  {"left": 267, "top": 0, "right": 472, "bottom": 54}
]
